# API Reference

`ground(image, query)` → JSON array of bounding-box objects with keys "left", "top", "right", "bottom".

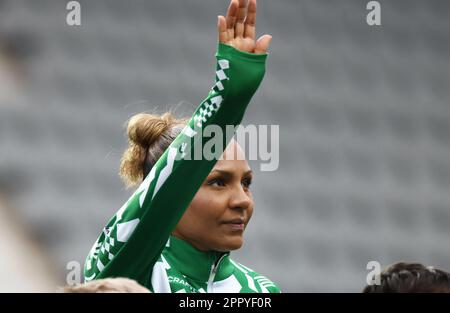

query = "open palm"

[{"left": 218, "top": 0, "right": 272, "bottom": 55}]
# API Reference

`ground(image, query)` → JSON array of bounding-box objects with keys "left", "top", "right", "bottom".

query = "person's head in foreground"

[
  {"left": 63, "top": 278, "right": 150, "bottom": 293},
  {"left": 120, "top": 112, "right": 254, "bottom": 253},
  {"left": 363, "top": 262, "right": 450, "bottom": 293}
]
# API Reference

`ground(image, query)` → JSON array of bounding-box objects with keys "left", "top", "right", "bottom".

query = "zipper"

[{"left": 207, "top": 254, "right": 227, "bottom": 292}]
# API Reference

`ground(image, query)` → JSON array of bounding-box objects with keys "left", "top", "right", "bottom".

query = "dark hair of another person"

[{"left": 363, "top": 262, "right": 450, "bottom": 293}]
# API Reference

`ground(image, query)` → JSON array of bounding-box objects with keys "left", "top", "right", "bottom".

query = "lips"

[
  {"left": 224, "top": 218, "right": 245, "bottom": 224},
  {"left": 222, "top": 218, "right": 245, "bottom": 230}
]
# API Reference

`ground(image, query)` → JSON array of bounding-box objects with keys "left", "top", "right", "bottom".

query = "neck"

[{"left": 171, "top": 231, "right": 212, "bottom": 252}]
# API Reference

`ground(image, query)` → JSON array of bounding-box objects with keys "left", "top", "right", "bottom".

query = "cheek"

[
  {"left": 247, "top": 192, "right": 254, "bottom": 214},
  {"left": 188, "top": 189, "right": 227, "bottom": 221},
  {"left": 247, "top": 200, "right": 254, "bottom": 221}
]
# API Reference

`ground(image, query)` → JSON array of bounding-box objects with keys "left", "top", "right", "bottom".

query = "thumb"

[{"left": 254, "top": 35, "right": 272, "bottom": 54}]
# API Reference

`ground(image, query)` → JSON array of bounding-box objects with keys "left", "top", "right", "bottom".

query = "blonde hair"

[
  {"left": 119, "top": 112, "right": 188, "bottom": 188},
  {"left": 62, "top": 278, "right": 150, "bottom": 293}
]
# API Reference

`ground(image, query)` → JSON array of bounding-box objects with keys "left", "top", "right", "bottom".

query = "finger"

[
  {"left": 235, "top": 0, "right": 248, "bottom": 38},
  {"left": 218, "top": 15, "right": 228, "bottom": 43},
  {"left": 244, "top": 0, "right": 256, "bottom": 39},
  {"left": 254, "top": 34, "right": 272, "bottom": 54},
  {"left": 226, "top": 0, "right": 238, "bottom": 38}
]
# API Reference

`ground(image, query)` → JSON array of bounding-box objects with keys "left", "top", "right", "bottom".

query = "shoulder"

[{"left": 229, "top": 259, "right": 281, "bottom": 293}]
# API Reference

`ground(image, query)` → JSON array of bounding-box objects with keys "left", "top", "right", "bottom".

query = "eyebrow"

[{"left": 209, "top": 169, "right": 253, "bottom": 177}]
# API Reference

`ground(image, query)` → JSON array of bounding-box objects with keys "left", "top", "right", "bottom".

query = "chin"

[{"left": 220, "top": 235, "right": 244, "bottom": 252}]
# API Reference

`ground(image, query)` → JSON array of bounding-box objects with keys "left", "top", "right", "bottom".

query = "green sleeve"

[
  {"left": 84, "top": 43, "right": 268, "bottom": 286},
  {"left": 267, "top": 284, "right": 282, "bottom": 293}
]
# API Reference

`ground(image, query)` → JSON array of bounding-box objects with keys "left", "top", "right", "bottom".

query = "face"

[{"left": 172, "top": 139, "right": 254, "bottom": 252}]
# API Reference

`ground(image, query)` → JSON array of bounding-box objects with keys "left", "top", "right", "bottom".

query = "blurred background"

[{"left": 0, "top": 0, "right": 449, "bottom": 292}]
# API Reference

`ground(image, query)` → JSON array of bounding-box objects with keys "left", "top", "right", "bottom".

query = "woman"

[{"left": 84, "top": 0, "right": 279, "bottom": 293}]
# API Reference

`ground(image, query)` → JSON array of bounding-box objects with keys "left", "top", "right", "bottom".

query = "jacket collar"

[{"left": 164, "top": 235, "right": 234, "bottom": 282}]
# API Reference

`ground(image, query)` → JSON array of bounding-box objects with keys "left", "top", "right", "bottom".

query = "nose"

[{"left": 228, "top": 184, "right": 252, "bottom": 211}]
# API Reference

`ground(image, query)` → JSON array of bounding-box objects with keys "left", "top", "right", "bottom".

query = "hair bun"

[
  {"left": 120, "top": 111, "right": 188, "bottom": 189},
  {"left": 126, "top": 113, "right": 174, "bottom": 148}
]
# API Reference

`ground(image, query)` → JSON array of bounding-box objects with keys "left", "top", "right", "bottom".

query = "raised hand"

[{"left": 218, "top": 0, "right": 272, "bottom": 54}]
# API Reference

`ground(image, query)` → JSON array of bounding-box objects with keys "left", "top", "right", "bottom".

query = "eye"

[
  {"left": 208, "top": 178, "right": 226, "bottom": 187},
  {"left": 242, "top": 177, "right": 252, "bottom": 189}
]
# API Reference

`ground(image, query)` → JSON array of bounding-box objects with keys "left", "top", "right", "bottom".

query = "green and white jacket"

[{"left": 84, "top": 43, "right": 281, "bottom": 293}]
